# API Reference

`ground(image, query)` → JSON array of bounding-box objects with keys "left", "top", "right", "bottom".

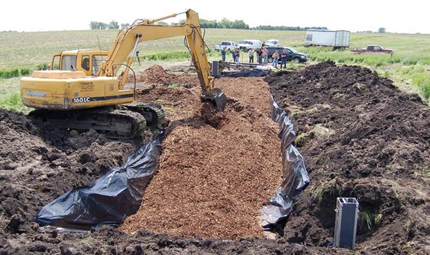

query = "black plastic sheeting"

[
  {"left": 35, "top": 135, "right": 162, "bottom": 230},
  {"left": 260, "top": 96, "right": 310, "bottom": 233},
  {"left": 221, "top": 69, "right": 269, "bottom": 78}
]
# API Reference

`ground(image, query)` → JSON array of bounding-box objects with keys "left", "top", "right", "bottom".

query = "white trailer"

[{"left": 305, "top": 30, "right": 350, "bottom": 49}]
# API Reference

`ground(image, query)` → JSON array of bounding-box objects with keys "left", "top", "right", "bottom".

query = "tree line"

[
  {"left": 89, "top": 21, "right": 129, "bottom": 30},
  {"left": 176, "top": 18, "right": 249, "bottom": 29},
  {"left": 356, "top": 28, "right": 386, "bottom": 33},
  {"left": 253, "top": 25, "right": 328, "bottom": 31},
  {"left": 89, "top": 18, "right": 328, "bottom": 31}
]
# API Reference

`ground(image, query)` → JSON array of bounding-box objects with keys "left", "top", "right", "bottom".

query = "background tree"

[
  {"left": 120, "top": 23, "right": 130, "bottom": 29},
  {"left": 90, "top": 21, "right": 99, "bottom": 30},
  {"left": 90, "top": 21, "right": 108, "bottom": 30},
  {"left": 378, "top": 27, "right": 386, "bottom": 33},
  {"left": 108, "top": 20, "right": 119, "bottom": 29}
]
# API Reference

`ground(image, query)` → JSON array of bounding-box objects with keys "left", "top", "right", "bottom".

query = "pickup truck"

[
  {"left": 266, "top": 47, "right": 309, "bottom": 63},
  {"left": 264, "top": 39, "right": 280, "bottom": 47},
  {"left": 351, "top": 45, "right": 393, "bottom": 54},
  {"left": 238, "top": 39, "right": 261, "bottom": 51},
  {"left": 215, "top": 41, "right": 237, "bottom": 51}
]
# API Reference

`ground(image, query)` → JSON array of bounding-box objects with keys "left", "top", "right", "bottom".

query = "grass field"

[{"left": 1, "top": 29, "right": 430, "bottom": 110}]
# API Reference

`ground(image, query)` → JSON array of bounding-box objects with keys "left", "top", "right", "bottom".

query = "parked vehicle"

[
  {"left": 264, "top": 39, "right": 280, "bottom": 47},
  {"left": 238, "top": 39, "right": 261, "bottom": 51},
  {"left": 351, "top": 45, "right": 393, "bottom": 54},
  {"left": 305, "top": 30, "right": 350, "bottom": 49},
  {"left": 266, "top": 47, "right": 309, "bottom": 63},
  {"left": 215, "top": 41, "right": 237, "bottom": 51}
]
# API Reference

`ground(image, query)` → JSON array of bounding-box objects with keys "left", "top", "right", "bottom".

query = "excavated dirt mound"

[
  {"left": 122, "top": 78, "right": 282, "bottom": 240},
  {"left": 267, "top": 61, "right": 430, "bottom": 254},
  {"left": 135, "top": 65, "right": 200, "bottom": 88},
  {"left": 0, "top": 110, "right": 141, "bottom": 214},
  {"left": 0, "top": 110, "right": 143, "bottom": 253}
]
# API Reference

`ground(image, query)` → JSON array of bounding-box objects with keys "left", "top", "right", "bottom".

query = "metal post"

[
  {"left": 211, "top": 61, "right": 220, "bottom": 78},
  {"left": 334, "top": 197, "right": 359, "bottom": 249}
]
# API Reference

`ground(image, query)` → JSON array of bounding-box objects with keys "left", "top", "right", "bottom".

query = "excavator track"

[{"left": 29, "top": 104, "right": 166, "bottom": 139}]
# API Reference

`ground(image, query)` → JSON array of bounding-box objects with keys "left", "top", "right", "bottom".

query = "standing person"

[
  {"left": 263, "top": 47, "right": 269, "bottom": 64},
  {"left": 280, "top": 48, "right": 287, "bottom": 69},
  {"left": 221, "top": 47, "right": 227, "bottom": 62},
  {"left": 234, "top": 48, "right": 240, "bottom": 63},
  {"left": 257, "top": 47, "right": 263, "bottom": 65},
  {"left": 248, "top": 48, "right": 254, "bottom": 63},
  {"left": 272, "top": 50, "right": 279, "bottom": 68}
]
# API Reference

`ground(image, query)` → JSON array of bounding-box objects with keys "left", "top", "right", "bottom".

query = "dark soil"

[
  {"left": 0, "top": 109, "right": 143, "bottom": 252},
  {"left": 266, "top": 61, "right": 430, "bottom": 254}
]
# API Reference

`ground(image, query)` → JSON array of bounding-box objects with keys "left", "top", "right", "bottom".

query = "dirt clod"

[{"left": 199, "top": 102, "right": 227, "bottom": 128}]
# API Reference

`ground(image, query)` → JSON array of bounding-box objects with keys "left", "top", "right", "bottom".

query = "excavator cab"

[{"left": 50, "top": 50, "right": 108, "bottom": 76}]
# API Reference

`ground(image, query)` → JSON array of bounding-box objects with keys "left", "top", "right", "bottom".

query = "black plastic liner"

[
  {"left": 260, "top": 96, "right": 310, "bottom": 232},
  {"left": 35, "top": 135, "right": 162, "bottom": 230},
  {"left": 221, "top": 69, "right": 269, "bottom": 78}
]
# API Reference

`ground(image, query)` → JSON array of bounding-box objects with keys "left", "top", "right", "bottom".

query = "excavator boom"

[{"left": 98, "top": 9, "right": 226, "bottom": 110}]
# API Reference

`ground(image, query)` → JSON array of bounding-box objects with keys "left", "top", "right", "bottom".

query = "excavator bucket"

[{"left": 202, "top": 88, "right": 227, "bottom": 112}]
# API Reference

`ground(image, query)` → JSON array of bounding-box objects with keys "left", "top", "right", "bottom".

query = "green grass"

[
  {"left": 0, "top": 91, "right": 27, "bottom": 112},
  {"left": 358, "top": 211, "right": 383, "bottom": 231},
  {"left": 0, "top": 68, "right": 31, "bottom": 79},
  {"left": 2, "top": 29, "right": 430, "bottom": 110}
]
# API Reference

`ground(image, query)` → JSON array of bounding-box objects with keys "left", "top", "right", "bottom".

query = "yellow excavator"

[{"left": 20, "top": 9, "right": 226, "bottom": 138}]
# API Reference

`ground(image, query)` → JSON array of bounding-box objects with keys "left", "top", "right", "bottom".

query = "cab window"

[
  {"left": 62, "top": 55, "right": 77, "bottom": 71},
  {"left": 81, "top": 56, "right": 90, "bottom": 71},
  {"left": 92, "top": 55, "right": 107, "bottom": 75},
  {"left": 52, "top": 55, "right": 60, "bottom": 70}
]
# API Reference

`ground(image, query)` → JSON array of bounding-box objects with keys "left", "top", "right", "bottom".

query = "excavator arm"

[{"left": 98, "top": 9, "right": 226, "bottom": 111}]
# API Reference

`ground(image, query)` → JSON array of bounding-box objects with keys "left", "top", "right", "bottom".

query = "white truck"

[
  {"left": 264, "top": 39, "right": 280, "bottom": 47},
  {"left": 238, "top": 39, "right": 261, "bottom": 51},
  {"left": 305, "top": 30, "right": 350, "bottom": 49},
  {"left": 215, "top": 41, "right": 237, "bottom": 51}
]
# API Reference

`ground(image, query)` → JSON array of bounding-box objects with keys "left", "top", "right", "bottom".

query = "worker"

[
  {"left": 262, "top": 47, "right": 268, "bottom": 64},
  {"left": 280, "top": 49, "right": 287, "bottom": 69},
  {"left": 257, "top": 47, "right": 263, "bottom": 65},
  {"left": 82, "top": 57, "right": 90, "bottom": 71},
  {"left": 234, "top": 48, "right": 240, "bottom": 64},
  {"left": 221, "top": 47, "right": 227, "bottom": 62},
  {"left": 272, "top": 50, "right": 279, "bottom": 68},
  {"left": 248, "top": 48, "right": 254, "bottom": 63}
]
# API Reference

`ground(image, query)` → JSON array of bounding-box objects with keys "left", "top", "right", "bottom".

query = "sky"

[{"left": 1, "top": 0, "right": 428, "bottom": 34}]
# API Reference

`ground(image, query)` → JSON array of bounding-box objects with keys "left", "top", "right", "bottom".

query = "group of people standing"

[
  {"left": 221, "top": 47, "right": 240, "bottom": 63},
  {"left": 220, "top": 46, "right": 288, "bottom": 69},
  {"left": 270, "top": 48, "right": 288, "bottom": 69}
]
